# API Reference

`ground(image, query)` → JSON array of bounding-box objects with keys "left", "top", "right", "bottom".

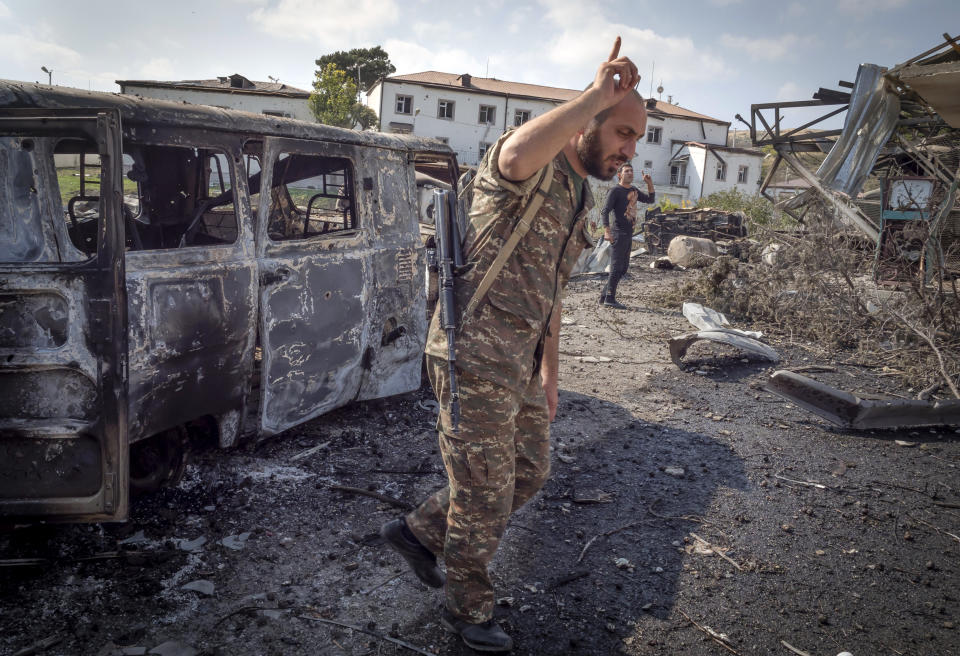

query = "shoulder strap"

[{"left": 462, "top": 160, "right": 555, "bottom": 320}]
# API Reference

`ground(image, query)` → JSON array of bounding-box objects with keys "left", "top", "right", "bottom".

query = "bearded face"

[{"left": 575, "top": 120, "right": 627, "bottom": 181}]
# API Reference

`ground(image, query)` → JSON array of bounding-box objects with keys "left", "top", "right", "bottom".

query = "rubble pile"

[{"left": 643, "top": 207, "right": 747, "bottom": 254}]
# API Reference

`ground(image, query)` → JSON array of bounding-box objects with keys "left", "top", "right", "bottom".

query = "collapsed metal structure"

[{"left": 747, "top": 33, "right": 960, "bottom": 282}]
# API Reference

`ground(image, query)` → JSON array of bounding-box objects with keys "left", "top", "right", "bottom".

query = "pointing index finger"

[{"left": 607, "top": 36, "right": 621, "bottom": 62}]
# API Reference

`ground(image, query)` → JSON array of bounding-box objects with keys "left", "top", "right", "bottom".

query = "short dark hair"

[{"left": 617, "top": 162, "right": 633, "bottom": 175}]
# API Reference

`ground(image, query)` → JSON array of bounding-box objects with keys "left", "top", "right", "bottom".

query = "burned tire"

[{"left": 129, "top": 427, "right": 189, "bottom": 495}]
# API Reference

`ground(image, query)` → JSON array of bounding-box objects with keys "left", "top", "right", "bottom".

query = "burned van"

[{"left": 0, "top": 81, "right": 460, "bottom": 523}]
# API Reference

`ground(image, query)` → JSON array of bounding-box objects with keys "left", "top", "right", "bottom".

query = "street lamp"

[{"left": 40, "top": 66, "right": 52, "bottom": 85}]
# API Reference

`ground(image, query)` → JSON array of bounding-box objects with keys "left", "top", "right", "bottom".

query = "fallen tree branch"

[
  {"left": 677, "top": 608, "right": 739, "bottom": 654},
  {"left": 299, "top": 613, "right": 438, "bottom": 656},
  {"left": 780, "top": 639, "right": 813, "bottom": 656},
  {"left": 577, "top": 521, "right": 654, "bottom": 564},
  {"left": 690, "top": 532, "right": 743, "bottom": 571},
  {"left": 328, "top": 484, "right": 413, "bottom": 511},
  {"left": 773, "top": 474, "right": 827, "bottom": 490},
  {"left": 885, "top": 306, "right": 959, "bottom": 399},
  {"left": 361, "top": 572, "right": 405, "bottom": 595}
]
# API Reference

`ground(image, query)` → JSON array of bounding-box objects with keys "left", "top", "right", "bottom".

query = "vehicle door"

[
  {"left": 0, "top": 108, "right": 128, "bottom": 522},
  {"left": 255, "top": 137, "right": 371, "bottom": 436}
]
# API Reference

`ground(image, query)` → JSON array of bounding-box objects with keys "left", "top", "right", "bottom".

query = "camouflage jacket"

[{"left": 425, "top": 130, "right": 594, "bottom": 393}]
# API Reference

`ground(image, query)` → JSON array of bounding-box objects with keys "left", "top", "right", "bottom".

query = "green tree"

[
  {"left": 309, "top": 63, "right": 357, "bottom": 128},
  {"left": 351, "top": 103, "right": 378, "bottom": 130},
  {"left": 315, "top": 46, "right": 395, "bottom": 93}
]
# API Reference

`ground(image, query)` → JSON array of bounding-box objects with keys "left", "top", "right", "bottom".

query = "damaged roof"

[{"left": 116, "top": 74, "right": 310, "bottom": 98}]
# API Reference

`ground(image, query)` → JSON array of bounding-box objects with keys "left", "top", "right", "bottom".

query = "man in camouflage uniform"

[{"left": 382, "top": 38, "right": 647, "bottom": 652}]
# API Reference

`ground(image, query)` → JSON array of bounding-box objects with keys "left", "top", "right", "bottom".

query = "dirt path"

[{"left": 3, "top": 258, "right": 959, "bottom": 656}]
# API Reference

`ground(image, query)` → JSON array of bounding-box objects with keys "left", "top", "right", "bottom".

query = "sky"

[{"left": 1, "top": 0, "right": 957, "bottom": 130}]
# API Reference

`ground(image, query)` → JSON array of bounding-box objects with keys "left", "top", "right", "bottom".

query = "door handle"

[{"left": 261, "top": 267, "right": 291, "bottom": 286}]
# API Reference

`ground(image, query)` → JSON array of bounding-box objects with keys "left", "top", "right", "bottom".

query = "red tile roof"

[{"left": 381, "top": 71, "right": 727, "bottom": 124}]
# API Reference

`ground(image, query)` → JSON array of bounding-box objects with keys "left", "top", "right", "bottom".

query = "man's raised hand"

[{"left": 591, "top": 36, "right": 640, "bottom": 108}]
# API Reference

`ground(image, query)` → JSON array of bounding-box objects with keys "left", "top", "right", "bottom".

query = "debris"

[
  {"left": 663, "top": 466, "right": 685, "bottom": 478},
  {"left": 496, "top": 596, "right": 515, "bottom": 606},
  {"left": 181, "top": 580, "right": 215, "bottom": 596},
  {"left": 571, "top": 238, "right": 611, "bottom": 275},
  {"left": 299, "top": 614, "right": 439, "bottom": 656},
  {"left": 289, "top": 441, "right": 331, "bottom": 462},
  {"left": 682, "top": 302, "right": 730, "bottom": 331},
  {"left": 547, "top": 571, "right": 590, "bottom": 589},
  {"left": 415, "top": 399, "right": 440, "bottom": 413},
  {"left": 12, "top": 635, "right": 61, "bottom": 656},
  {"left": 644, "top": 207, "right": 747, "bottom": 253},
  {"left": 577, "top": 355, "right": 613, "bottom": 363},
  {"left": 666, "top": 235, "right": 720, "bottom": 268},
  {"left": 780, "top": 640, "right": 813, "bottom": 656},
  {"left": 147, "top": 642, "right": 198, "bottom": 656},
  {"left": 572, "top": 488, "right": 614, "bottom": 504},
  {"left": 328, "top": 484, "right": 413, "bottom": 511},
  {"left": 689, "top": 533, "right": 743, "bottom": 571},
  {"left": 677, "top": 608, "right": 739, "bottom": 655},
  {"left": 614, "top": 557, "right": 635, "bottom": 572},
  {"left": 556, "top": 453, "right": 576, "bottom": 464},
  {"left": 118, "top": 530, "right": 150, "bottom": 546},
  {"left": 895, "top": 440, "right": 918, "bottom": 447},
  {"left": 766, "top": 370, "right": 960, "bottom": 429},
  {"left": 174, "top": 537, "right": 206, "bottom": 552},
  {"left": 761, "top": 243, "right": 784, "bottom": 266},
  {"left": 220, "top": 532, "right": 251, "bottom": 551},
  {"left": 669, "top": 330, "right": 780, "bottom": 367},
  {"left": 773, "top": 474, "right": 827, "bottom": 490},
  {"left": 651, "top": 256, "right": 676, "bottom": 269},
  {"left": 577, "top": 521, "right": 653, "bottom": 564},
  {"left": 362, "top": 572, "right": 404, "bottom": 595}
]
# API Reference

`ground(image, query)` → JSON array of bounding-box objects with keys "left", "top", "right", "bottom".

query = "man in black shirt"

[{"left": 599, "top": 162, "right": 655, "bottom": 308}]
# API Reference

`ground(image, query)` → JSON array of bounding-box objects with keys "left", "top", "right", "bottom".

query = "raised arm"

[{"left": 498, "top": 37, "right": 640, "bottom": 182}]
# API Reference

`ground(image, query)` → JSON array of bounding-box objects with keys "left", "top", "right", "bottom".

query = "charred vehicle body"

[{"left": 0, "top": 81, "right": 459, "bottom": 523}]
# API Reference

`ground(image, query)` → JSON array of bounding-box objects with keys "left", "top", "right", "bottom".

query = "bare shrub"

[{"left": 653, "top": 201, "right": 960, "bottom": 397}]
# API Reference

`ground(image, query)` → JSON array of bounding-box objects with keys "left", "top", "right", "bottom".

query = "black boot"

[
  {"left": 602, "top": 297, "right": 627, "bottom": 310},
  {"left": 441, "top": 608, "right": 513, "bottom": 652},
  {"left": 380, "top": 518, "right": 445, "bottom": 588}
]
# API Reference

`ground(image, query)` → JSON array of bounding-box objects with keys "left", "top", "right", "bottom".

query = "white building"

[
  {"left": 116, "top": 74, "right": 314, "bottom": 122},
  {"left": 367, "top": 71, "right": 765, "bottom": 206},
  {"left": 367, "top": 71, "right": 578, "bottom": 167}
]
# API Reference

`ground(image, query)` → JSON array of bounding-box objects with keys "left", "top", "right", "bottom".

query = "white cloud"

[
  {"left": 706, "top": 0, "right": 742, "bottom": 5},
  {"left": 0, "top": 31, "right": 81, "bottom": 67},
  {"left": 719, "top": 33, "right": 810, "bottom": 60},
  {"left": 776, "top": 81, "right": 803, "bottom": 101},
  {"left": 384, "top": 38, "right": 486, "bottom": 77},
  {"left": 139, "top": 57, "right": 177, "bottom": 80},
  {"left": 248, "top": 0, "right": 400, "bottom": 46},
  {"left": 837, "top": 0, "right": 908, "bottom": 11},
  {"left": 0, "top": 2, "right": 10, "bottom": 20},
  {"left": 538, "top": 0, "right": 733, "bottom": 84}
]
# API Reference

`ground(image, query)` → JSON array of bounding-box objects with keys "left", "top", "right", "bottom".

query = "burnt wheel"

[{"left": 129, "top": 427, "right": 189, "bottom": 495}]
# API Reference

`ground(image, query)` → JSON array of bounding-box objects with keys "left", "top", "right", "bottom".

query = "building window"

[
  {"left": 478, "top": 105, "right": 496, "bottom": 124},
  {"left": 438, "top": 99, "right": 455, "bottom": 120},
  {"left": 716, "top": 161, "right": 727, "bottom": 181},
  {"left": 647, "top": 126, "right": 662, "bottom": 144},
  {"left": 514, "top": 109, "right": 531, "bottom": 126},
  {"left": 479, "top": 142, "right": 493, "bottom": 160},
  {"left": 643, "top": 160, "right": 653, "bottom": 170},
  {"left": 395, "top": 95, "right": 413, "bottom": 115},
  {"left": 737, "top": 165, "right": 749, "bottom": 183}
]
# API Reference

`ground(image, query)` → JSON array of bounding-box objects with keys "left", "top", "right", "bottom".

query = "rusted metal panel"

[{"left": 767, "top": 370, "right": 960, "bottom": 429}]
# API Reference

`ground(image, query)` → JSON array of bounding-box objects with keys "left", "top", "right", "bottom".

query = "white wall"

[
  {"left": 371, "top": 80, "right": 561, "bottom": 167},
  {"left": 699, "top": 150, "right": 764, "bottom": 200},
  {"left": 121, "top": 84, "right": 315, "bottom": 122}
]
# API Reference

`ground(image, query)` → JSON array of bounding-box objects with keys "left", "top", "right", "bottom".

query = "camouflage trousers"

[{"left": 406, "top": 355, "right": 551, "bottom": 623}]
